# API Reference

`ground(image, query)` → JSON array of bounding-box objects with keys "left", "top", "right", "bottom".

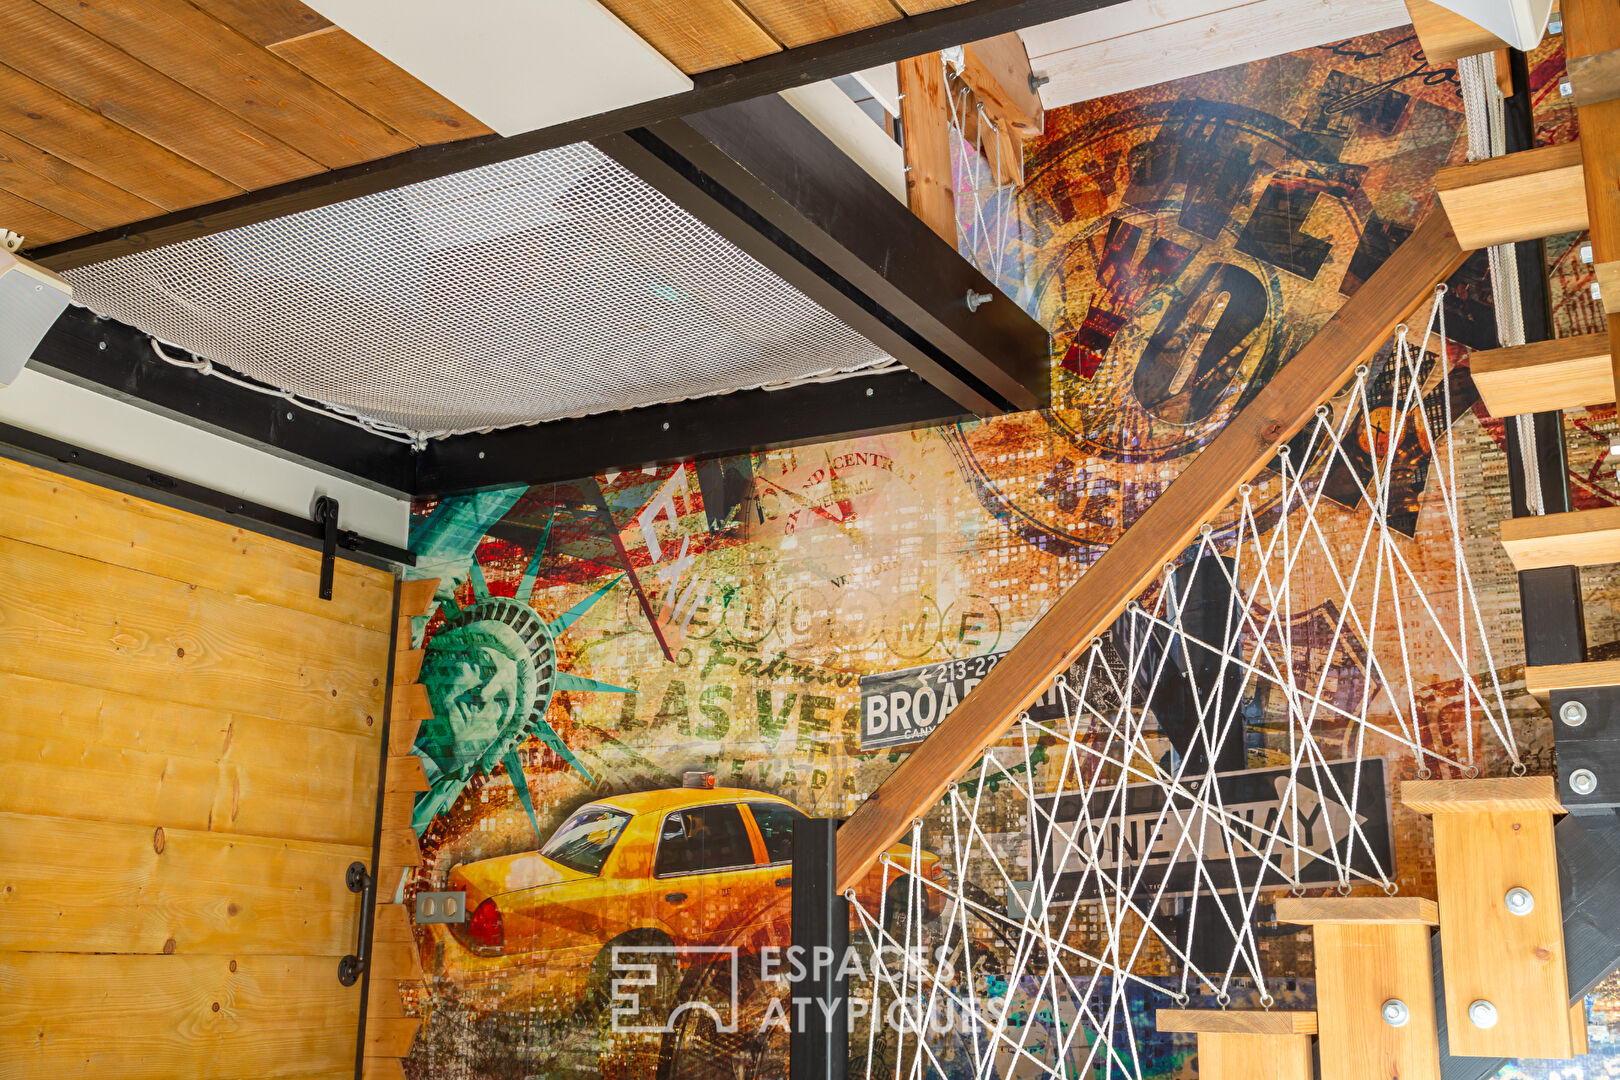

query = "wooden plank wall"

[{"left": 0, "top": 454, "right": 397, "bottom": 1079}]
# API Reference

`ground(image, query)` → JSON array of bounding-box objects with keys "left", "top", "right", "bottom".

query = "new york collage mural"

[{"left": 399, "top": 26, "right": 1620, "bottom": 1080}]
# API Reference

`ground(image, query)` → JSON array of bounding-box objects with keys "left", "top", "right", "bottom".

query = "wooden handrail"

[{"left": 834, "top": 210, "right": 1468, "bottom": 892}]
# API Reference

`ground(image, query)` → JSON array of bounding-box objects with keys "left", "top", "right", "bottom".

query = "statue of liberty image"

[{"left": 407, "top": 490, "right": 628, "bottom": 839}]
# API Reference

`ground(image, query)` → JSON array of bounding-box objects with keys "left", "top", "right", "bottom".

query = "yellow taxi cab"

[{"left": 432, "top": 775, "right": 948, "bottom": 1011}]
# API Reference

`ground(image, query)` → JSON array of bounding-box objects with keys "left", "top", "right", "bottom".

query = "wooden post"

[
  {"left": 1402, "top": 778, "right": 1576, "bottom": 1058},
  {"left": 897, "top": 52, "right": 956, "bottom": 244},
  {"left": 1563, "top": 0, "right": 1620, "bottom": 399},
  {"left": 1276, "top": 897, "right": 1441, "bottom": 1080},
  {"left": 833, "top": 211, "right": 1467, "bottom": 893}
]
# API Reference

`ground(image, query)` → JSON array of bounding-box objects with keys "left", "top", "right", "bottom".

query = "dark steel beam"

[
  {"left": 635, "top": 95, "right": 1051, "bottom": 414},
  {"left": 28, "top": 0, "right": 1125, "bottom": 273},
  {"left": 28, "top": 306, "right": 416, "bottom": 493},
  {"left": 413, "top": 369, "right": 968, "bottom": 496},
  {"left": 0, "top": 418, "right": 412, "bottom": 568},
  {"left": 790, "top": 818, "right": 849, "bottom": 1080}
]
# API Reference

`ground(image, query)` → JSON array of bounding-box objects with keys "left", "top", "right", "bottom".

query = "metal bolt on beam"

[
  {"left": 1469, "top": 1000, "right": 1500, "bottom": 1029},
  {"left": 1382, "top": 999, "right": 1411, "bottom": 1027},
  {"left": 1562, "top": 700, "right": 1588, "bottom": 727},
  {"left": 1505, "top": 887, "right": 1536, "bottom": 916},
  {"left": 1571, "top": 769, "right": 1599, "bottom": 796}
]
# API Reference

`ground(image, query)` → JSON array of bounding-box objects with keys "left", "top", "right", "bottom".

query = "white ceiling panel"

[
  {"left": 299, "top": 0, "right": 693, "bottom": 137},
  {"left": 1021, "top": 0, "right": 1410, "bottom": 109}
]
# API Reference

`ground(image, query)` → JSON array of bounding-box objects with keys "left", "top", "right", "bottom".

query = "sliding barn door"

[{"left": 0, "top": 455, "right": 396, "bottom": 1079}]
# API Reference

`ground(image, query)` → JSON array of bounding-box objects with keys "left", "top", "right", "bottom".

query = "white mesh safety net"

[
  {"left": 842, "top": 291, "right": 1525, "bottom": 1079},
  {"left": 62, "top": 142, "right": 899, "bottom": 442}
]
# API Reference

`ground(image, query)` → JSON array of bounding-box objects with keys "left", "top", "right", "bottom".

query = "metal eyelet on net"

[
  {"left": 1337, "top": 882, "right": 1353, "bottom": 896},
  {"left": 1511, "top": 761, "right": 1528, "bottom": 776},
  {"left": 845, "top": 889, "right": 857, "bottom": 901},
  {"left": 1384, "top": 881, "right": 1400, "bottom": 896},
  {"left": 1316, "top": 405, "right": 1331, "bottom": 419},
  {"left": 1417, "top": 766, "right": 1432, "bottom": 779},
  {"left": 1355, "top": 366, "right": 1370, "bottom": 379},
  {"left": 1260, "top": 993, "right": 1276, "bottom": 1009},
  {"left": 1465, "top": 765, "right": 1480, "bottom": 779},
  {"left": 1216, "top": 992, "right": 1231, "bottom": 1008}
]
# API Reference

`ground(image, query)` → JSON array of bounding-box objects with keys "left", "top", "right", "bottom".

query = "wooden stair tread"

[
  {"left": 1435, "top": 141, "right": 1588, "bottom": 249},
  {"left": 1403, "top": 776, "right": 1564, "bottom": 814},
  {"left": 1525, "top": 659, "right": 1620, "bottom": 700},
  {"left": 1471, "top": 332, "right": 1613, "bottom": 416},
  {"left": 1156, "top": 1009, "right": 1317, "bottom": 1035},
  {"left": 1501, "top": 506, "right": 1620, "bottom": 570},
  {"left": 1274, "top": 896, "right": 1439, "bottom": 925}
]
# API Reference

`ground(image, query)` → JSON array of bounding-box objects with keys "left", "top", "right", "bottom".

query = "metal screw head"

[
  {"left": 1382, "top": 999, "right": 1410, "bottom": 1027},
  {"left": 966, "top": 289, "right": 994, "bottom": 312},
  {"left": 1505, "top": 887, "right": 1535, "bottom": 916},
  {"left": 866, "top": 387, "right": 874, "bottom": 397},
  {"left": 1571, "top": 768, "right": 1598, "bottom": 796},
  {"left": 1561, "top": 700, "right": 1588, "bottom": 727},
  {"left": 98, "top": 341, "right": 107, "bottom": 350},
  {"left": 1469, "top": 1000, "right": 1499, "bottom": 1029}
]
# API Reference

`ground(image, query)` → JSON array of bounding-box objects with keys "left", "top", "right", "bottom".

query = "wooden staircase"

[
  {"left": 361, "top": 576, "right": 437, "bottom": 1080},
  {"left": 1161, "top": 779, "right": 1585, "bottom": 1076}
]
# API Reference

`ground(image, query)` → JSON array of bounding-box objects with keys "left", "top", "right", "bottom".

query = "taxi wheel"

[{"left": 580, "top": 929, "right": 678, "bottom": 1028}]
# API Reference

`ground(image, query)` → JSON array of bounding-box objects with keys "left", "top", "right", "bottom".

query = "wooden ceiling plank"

[
  {"left": 31, "top": 0, "right": 417, "bottom": 168},
  {"left": 0, "top": 0, "right": 323, "bottom": 193},
  {"left": 0, "top": 183, "right": 87, "bottom": 244},
  {"left": 185, "top": 0, "right": 331, "bottom": 47},
  {"left": 0, "top": 62, "right": 240, "bottom": 209},
  {"left": 596, "top": 0, "right": 781, "bottom": 73},
  {"left": 0, "top": 127, "right": 162, "bottom": 230},
  {"left": 735, "top": 0, "right": 904, "bottom": 49},
  {"left": 892, "top": 0, "right": 968, "bottom": 12},
  {"left": 269, "top": 26, "right": 494, "bottom": 147}
]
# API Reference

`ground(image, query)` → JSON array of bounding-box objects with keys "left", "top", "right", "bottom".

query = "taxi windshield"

[{"left": 540, "top": 806, "right": 632, "bottom": 875}]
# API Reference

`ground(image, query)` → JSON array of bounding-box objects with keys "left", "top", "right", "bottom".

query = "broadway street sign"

[{"left": 859, "top": 651, "right": 1095, "bottom": 751}]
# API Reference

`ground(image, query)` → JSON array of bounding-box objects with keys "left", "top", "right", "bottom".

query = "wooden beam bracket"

[{"left": 1401, "top": 777, "right": 1577, "bottom": 1058}]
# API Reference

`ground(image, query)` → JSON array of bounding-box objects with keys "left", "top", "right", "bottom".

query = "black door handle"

[
  {"left": 775, "top": 877, "right": 791, "bottom": 888},
  {"left": 665, "top": 892, "right": 687, "bottom": 903}
]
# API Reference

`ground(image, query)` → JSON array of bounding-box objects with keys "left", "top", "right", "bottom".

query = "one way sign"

[{"left": 1031, "top": 757, "right": 1393, "bottom": 900}]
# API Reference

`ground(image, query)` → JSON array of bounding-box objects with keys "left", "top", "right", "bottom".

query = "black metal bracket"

[
  {"left": 338, "top": 859, "right": 375, "bottom": 988},
  {"left": 313, "top": 495, "right": 340, "bottom": 601},
  {"left": 790, "top": 818, "right": 849, "bottom": 1080},
  {"left": 1551, "top": 686, "right": 1620, "bottom": 811},
  {"left": 0, "top": 419, "right": 413, "bottom": 568}
]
